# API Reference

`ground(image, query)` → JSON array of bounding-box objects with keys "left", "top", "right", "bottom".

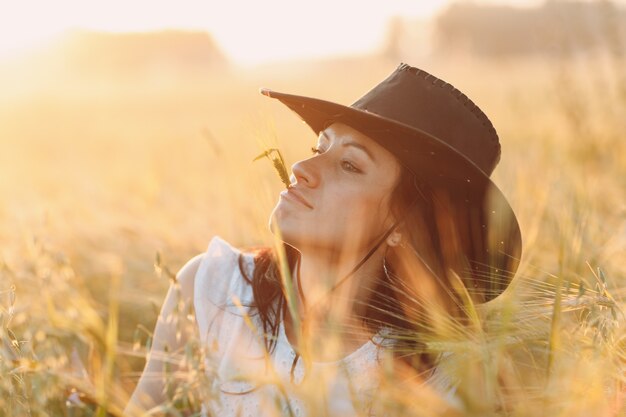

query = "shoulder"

[
  {"left": 199, "top": 236, "right": 255, "bottom": 278},
  {"left": 175, "top": 236, "right": 255, "bottom": 300},
  {"left": 175, "top": 253, "right": 204, "bottom": 298},
  {"left": 193, "top": 236, "right": 257, "bottom": 304}
]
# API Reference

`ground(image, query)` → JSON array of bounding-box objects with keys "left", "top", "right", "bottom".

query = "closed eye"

[{"left": 311, "top": 146, "right": 323, "bottom": 155}]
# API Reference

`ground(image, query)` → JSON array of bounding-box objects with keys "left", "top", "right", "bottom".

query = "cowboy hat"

[{"left": 260, "top": 63, "right": 522, "bottom": 302}]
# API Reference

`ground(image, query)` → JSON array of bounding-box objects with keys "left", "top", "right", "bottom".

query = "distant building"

[{"left": 434, "top": 1, "right": 626, "bottom": 57}]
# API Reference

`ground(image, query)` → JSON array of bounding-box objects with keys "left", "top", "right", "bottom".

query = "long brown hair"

[{"left": 239, "top": 166, "right": 483, "bottom": 373}]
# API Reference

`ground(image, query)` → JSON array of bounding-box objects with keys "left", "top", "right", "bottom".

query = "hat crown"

[{"left": 351, "top": 63, "right": 501, "bottom": 176}]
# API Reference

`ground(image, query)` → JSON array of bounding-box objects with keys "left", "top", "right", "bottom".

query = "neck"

[{"left": 284, "top": 242, "right": 386, "bottom": 358}]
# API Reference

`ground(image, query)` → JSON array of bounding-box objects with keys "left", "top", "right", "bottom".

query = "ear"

[{"left": 386, "top": 230, "right": 402, "bottom": 247}]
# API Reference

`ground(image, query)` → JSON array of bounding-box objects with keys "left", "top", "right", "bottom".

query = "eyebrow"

[{"left": 319, "top": 131, "right": 376, "bottom": 162}]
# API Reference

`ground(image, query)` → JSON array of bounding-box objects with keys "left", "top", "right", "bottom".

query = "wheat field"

[{"left": 1, "top": 50, "right": 624, "bottom": 416}]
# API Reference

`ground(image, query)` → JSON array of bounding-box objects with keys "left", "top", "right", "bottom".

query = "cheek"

[{"left": 330, "top": 189, "right": 391, "bottom": 230}]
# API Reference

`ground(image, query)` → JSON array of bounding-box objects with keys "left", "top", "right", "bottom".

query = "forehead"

[{"left": 318, "top": 122, "right": 375, "bottom": 144}]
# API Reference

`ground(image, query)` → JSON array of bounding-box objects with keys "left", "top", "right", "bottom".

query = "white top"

[{"left": 193, "top": 236, "right": 458, "bottom": 416}]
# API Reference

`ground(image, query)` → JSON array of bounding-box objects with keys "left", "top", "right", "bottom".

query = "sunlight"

[{"left": 3, "top": 0, "right": 613, "bottom": 64}]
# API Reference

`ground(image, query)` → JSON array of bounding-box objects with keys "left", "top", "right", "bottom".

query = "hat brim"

[{"left": 261, "top": 88, "right": 522, "bottom": 302}]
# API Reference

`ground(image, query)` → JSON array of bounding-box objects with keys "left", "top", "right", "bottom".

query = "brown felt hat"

[{"left": 261, "top": 63, "right": 522, "bottom": 302}]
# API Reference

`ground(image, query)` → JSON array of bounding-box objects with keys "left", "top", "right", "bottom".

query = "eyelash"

[{"left": 310, "top": 146, "right": 361, "bottom": 173}]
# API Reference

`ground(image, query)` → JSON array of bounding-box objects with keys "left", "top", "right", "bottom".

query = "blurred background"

[{"left": 1, "top": 0, "right": 625, "bottom": 413}]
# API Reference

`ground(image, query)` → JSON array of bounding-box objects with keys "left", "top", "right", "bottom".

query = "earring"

[
  {"left": 387, "top": 234, "right": 401, "bottom": 247},
  {"left": 382, "top": 256, "right": 393, "bottom": 281}
]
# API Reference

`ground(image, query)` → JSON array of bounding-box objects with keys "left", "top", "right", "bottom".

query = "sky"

[{"left": 1, "top": 0, "right": 549, "bottom": 65}]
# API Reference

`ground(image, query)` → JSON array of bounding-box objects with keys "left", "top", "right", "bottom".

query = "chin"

[
  {"left": 268, "top": 208, "right": 311, "bottom": 250},
  {"left": 268, "top": 203, "right": 282, "bottom": 233},
  {"left": 268, "top": 202, "right": 338, "bottom": 251},
  {"left": 268, "top": 205, "right": 292, "bottom": 241},
  {"left": 269, "top": 216, "right": 296, "bottom": 248}
]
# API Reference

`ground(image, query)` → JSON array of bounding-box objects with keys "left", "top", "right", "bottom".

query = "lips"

[{"left": 281, "top": 187, "right": 314, "bottom": 209}]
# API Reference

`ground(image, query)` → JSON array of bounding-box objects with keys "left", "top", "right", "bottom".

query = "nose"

[{"left": 291, "top": 157, "right": 320, "bottom": 188}]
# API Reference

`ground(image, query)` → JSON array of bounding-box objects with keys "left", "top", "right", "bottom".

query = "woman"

[{"left": 124, "top": 63, "right": 522, "bottom": 416}]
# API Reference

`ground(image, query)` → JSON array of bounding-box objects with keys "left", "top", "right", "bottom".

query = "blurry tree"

[
  {"left": 54, "top": 29, "right": 230, "bottom": 82},
  {"left": 383, "top": 16, "right": 406, "bottom": 62}
]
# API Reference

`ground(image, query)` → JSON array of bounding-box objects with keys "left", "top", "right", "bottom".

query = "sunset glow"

[
  {"left": 5, "top": 0, "right": 618, "bottom": 65},
  {"left": 0, "top": 0, "right": 452, "bottom": 65}
]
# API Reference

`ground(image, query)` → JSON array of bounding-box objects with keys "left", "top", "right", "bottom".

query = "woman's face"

[{"left": 270, "top": 122, "right": 402, "bottom": 255}]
